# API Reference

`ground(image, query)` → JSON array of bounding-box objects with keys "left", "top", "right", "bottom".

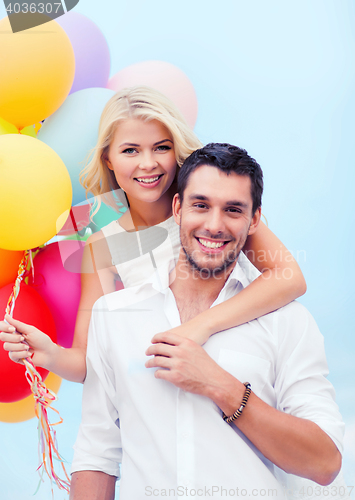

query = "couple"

[{"left": 70, "top": 143, "right": 344, "bottom": 499}]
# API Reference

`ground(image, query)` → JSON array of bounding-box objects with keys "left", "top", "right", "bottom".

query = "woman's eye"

[
  {"left": 122, "top": 148, "right": 137, "bottom": 154},
  {"left": 156, "top": 145, "right": 171, "bottom": 151}
]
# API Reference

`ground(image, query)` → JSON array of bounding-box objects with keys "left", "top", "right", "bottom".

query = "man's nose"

[{"left": 204, "top": 209, "right": 225, "bottom": 235}]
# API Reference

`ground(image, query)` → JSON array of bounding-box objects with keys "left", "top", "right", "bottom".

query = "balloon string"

[
  {"left": 4, "top": 250, "right": 70, "bottom": 494},
  {"left": 29, "top": 249, "right": 35, "bottom": 282},
  {"left": 5, "top": 251, "right": 29, "bottom": 317}
]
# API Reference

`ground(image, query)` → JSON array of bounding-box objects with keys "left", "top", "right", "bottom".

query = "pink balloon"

[
  {"left": 29, "top": 241, "right": 83, "bottom": 348},
  {"left": 107, "top": 61, "right": 198, "bottom": 129},
  {"left": 56, "top": 12, "right": 111, "bottom": 94}
]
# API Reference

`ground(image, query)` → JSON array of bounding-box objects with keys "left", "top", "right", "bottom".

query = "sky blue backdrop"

[{"left": 0, "top": 1, "right": 354, "bottom": 498}]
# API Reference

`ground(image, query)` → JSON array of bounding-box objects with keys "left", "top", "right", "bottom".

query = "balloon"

[
  {"left": 0, "top": 284, "right": 57, "bottom": 403},
  {"left": 0, "top": 372, "right": 62, "bottom": 423},
  {"left": 29, "top": 242, "right": 82, "bottom": 348},
  {"left": 107, "top": 60, "right": 198, "bottom": 129},
  {"left": 0, "top": 248, "right": 25, "bottom": 289},
  {"left": 56, "top": 12, "right": 111, "bottom": 94},
  {"left": 0, "top": 134, "right": 72, "bottom": 251},
  {"left": 38, "top": 87, "right": 115, "bottom": 206},
  {"left": 0, "top": 117, "right": 40, "bottom": 138},
  {"left": 0, "top": 117, "right": 17, "bottom": 135},
  {"left": 57, "top": 204, "right": 91, "bottom": 237},
  {"left": 20, "top": 124, "right": 37, "bottom": 138},
  {"left": 0, "top": 15, "right": 75, "bottom": 129}
]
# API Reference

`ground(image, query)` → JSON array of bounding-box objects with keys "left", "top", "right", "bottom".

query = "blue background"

[{"left": 0, "top": 1, "right": 354, "bottom": 498}]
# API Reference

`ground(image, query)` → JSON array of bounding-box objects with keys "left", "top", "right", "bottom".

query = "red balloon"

[
  {"left": 0, "top": 284, "right": 57, "bottom": 403},
  {"left": 57, "top": 204, "right": 91, "bottom": 237},
  {"left": 29, "top": 241, "right": 82, "bottom": 348}
]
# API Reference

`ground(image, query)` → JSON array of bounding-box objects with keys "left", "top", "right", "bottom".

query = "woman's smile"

[{"left": 106, "top": 118, "right": 177, "bottom": 205}]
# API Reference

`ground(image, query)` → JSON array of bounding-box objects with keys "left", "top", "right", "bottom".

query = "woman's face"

[{"left": 106, "top": 118, "right": 177, "bottom": 206}]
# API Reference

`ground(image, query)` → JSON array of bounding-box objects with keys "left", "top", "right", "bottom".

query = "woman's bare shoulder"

[{"left": 82, "top": 229, "right": 116, "bottom": 273}]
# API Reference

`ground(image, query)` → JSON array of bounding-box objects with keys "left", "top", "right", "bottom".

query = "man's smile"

[{"left": 195, "top": 236, "right": 232, "bottom": 253}]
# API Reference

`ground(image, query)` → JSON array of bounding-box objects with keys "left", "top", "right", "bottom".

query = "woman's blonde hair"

[{"left": 80, "top": 86, "right": 202, "bottom": 215}]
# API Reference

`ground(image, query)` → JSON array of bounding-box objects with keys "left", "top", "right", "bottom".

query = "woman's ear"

[
  {"left": 103, "top": 152, "right": 113, "bottom": 171},
  {"left": 172, "top": 193, "right": 182, "bottom": 226},
  {"left": 248, "top": 207, "right": 261, "bottom": 236}
]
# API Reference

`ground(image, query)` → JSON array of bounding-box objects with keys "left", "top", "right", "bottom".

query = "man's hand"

[
  {"left": 155, "top": 322, "right": 212, "bottom": 347},
  {"left": 145, "top": 331, "right": 243, "bottom": 400}
]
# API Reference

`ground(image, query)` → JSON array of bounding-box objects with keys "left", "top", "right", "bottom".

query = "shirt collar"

[{"left": 148, "top": 254, "right": 252, "bottom": 296}]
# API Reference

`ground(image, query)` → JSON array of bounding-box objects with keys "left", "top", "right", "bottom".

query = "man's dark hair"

[{"left": 178, "top": 143, "right": 263, "bottom": 214}]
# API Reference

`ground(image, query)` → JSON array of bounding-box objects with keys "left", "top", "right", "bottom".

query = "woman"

[{"left": 0, "top": 86, "right": 306, "bottom": 382}]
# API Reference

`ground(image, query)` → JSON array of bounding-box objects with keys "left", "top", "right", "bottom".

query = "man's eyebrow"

[
  {"left": 188, "top": 194, "right": 209, "bottom": 201},
  {"left": 225, "top": 200, "right": 249, "bottom": 208},
  {"left": 188, "top": 194, "right": 248, "bottom": 208}
]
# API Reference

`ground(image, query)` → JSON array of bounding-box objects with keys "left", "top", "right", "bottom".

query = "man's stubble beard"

[{"left": 179, "top": 222, "right": 250, "bottom": 278}]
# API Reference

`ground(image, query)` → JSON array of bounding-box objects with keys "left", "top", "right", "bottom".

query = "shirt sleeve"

[
  {"left": 71, "top": 299, "right": 122, "bottom": 477},
  {"left": 274, "top": 302, "right": 345, "bottom": 454}
]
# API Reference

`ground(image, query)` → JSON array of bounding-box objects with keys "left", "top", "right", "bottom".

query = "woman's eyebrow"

[
  {"left": 153, "top": 139, "right": 173, "bottom": 146},
  {"left": 119, "top": 142, "right": 140, "bottom": 147},
  {"left": 119, "top": 139, "right": 173, "bottom": 147}
]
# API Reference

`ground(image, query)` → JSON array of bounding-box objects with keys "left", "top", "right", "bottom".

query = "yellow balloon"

[
  {"left": 20, "top": 124, "right": 37, "bottom": 138},
  {"left": 0, "top": 117, "right": 18, "bottom": 135},
  {"left": 0, "top": 15, "right": 75, "bottom": 129},
  {"left": 0, "top": 372, "right": 62, "bottom": 423},
  {"left": 0, "top": 134, "right": 72, "bottom": 251}
]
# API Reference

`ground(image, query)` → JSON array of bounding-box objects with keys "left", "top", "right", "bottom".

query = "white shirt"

[
  {"left": 100, "top": 215, "right": 260, "bottom": 288},
  {"left": 71, "top": 259, "right": 344, "bottom": 500}
]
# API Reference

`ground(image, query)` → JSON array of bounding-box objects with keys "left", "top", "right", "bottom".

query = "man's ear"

[
  {"left": 172, "top": 193, "right": 182, "bottom": 226},
  {"left": 248, "top": 207, "right": 261, "bottom": 236}
]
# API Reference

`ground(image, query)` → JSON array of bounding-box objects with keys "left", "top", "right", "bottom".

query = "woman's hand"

[
  {"left": 158, "top": 321, "right": 212, "bottom": 347},
  {"left": 0, "top": 314, "right": 57, "bottom": 369}
]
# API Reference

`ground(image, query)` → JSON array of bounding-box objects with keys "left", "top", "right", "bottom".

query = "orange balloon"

[
  {"left": 0, "top": 372, "right": 62, "bottom": 423},
  {"left": 0, "top": 248, "right": 24, "bottom": 288}
]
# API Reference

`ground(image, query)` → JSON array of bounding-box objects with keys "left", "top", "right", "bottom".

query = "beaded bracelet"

[{"left": 222, "top": 382, "right": 252, "bottom": 424}]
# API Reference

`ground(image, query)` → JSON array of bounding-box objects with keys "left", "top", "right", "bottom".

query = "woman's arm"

[
  {"left": 0, "top": 231, "right": 117, "bottom": 383},
  {"left": 167, "top": 221, "right": 307, "bottom": 344}
]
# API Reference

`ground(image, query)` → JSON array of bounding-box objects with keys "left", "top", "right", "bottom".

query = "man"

[{"left": 70, "top": 143, "right": 344, "bottom": 500}]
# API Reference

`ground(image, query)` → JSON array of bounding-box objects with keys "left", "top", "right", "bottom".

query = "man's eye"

[
  {"left": 194, "top": 203, "right": 207, "bottom": 209},
  {"left": 122, "top": 148, "right": 137, "bottom": 154},
  {"left": 226, "top": 208, "right": 242, "bottom": 214}
]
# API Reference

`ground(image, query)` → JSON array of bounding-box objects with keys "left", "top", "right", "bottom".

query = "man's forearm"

[
  {"left": 146, "top": 333, "right": 342, "bottom": 486},
  {"left": 70, "top": 471, "right": 117, "bottom": 500},
  {"left": 210, "top": 374, "right": 342, "bottom": 486}
]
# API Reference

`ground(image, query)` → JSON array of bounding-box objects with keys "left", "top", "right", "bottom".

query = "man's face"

[{"left": 173, "top": 165, "right": 261, "bottom": 277}]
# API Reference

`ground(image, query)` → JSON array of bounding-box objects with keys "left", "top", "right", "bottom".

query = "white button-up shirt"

[{"left": 71, "top": 259, "right": 344, "bottom": 500}]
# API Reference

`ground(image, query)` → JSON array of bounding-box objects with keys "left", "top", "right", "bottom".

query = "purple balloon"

[{"left": 57, "top": 12, "right": 111, "bottom": 94}]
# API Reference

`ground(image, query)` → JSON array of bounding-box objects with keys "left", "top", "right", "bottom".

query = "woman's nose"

[{"left": 139, "top": 152, "right": 158, "bottom": 170}]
